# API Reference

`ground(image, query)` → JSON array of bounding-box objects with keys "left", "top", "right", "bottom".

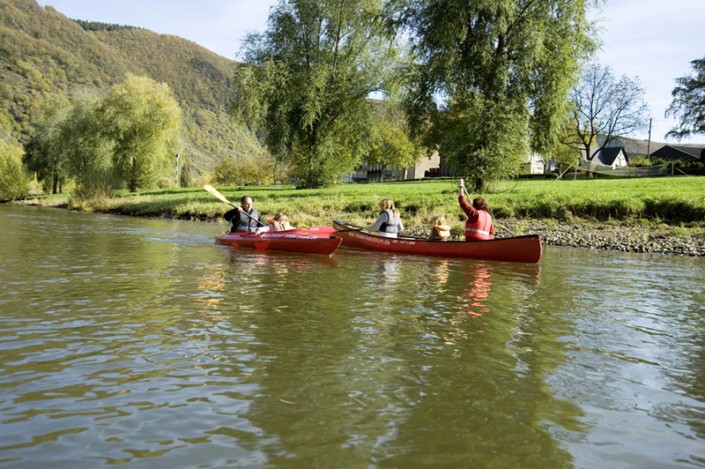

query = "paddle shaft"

[{"left": 203, "top": 185, "right": 266, "bottom": 226}]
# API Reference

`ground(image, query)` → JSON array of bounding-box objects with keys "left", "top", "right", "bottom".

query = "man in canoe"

[
  {"left": 458, "top": 179, "right": 494, "bottom": 241},
  {"left": 224, "top": 195, "right": 265, "bottom": 233}
]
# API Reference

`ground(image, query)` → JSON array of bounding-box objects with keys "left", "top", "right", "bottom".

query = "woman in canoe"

[
  {"left": 224, "top": 195, "right": 265, "bottom": 233},
  {"left": 458, "top": 179, "right": 494, "bottom": 241},
  {"left": 367, "top": 198, "right": 404, "bottom": 238}
]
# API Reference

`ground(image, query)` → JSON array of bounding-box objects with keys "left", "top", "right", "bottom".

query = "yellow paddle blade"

[{"left": 203, "top": 185, "right": 234, "bottom": 206}]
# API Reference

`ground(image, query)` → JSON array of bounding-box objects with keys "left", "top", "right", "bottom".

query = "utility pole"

[
  {"left": 175, "top": 152, "right": 180, "bottom": 187},
  {"left": 646, "top": 118, "right": 652, "bottom": 159}
]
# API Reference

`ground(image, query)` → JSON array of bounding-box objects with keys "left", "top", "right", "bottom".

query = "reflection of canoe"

[
  {"left": 215, "top": 228, "right": 342, "bottom": 255},
  {"left": 332, "top": 220, "right": 542, "bottom": 263}
]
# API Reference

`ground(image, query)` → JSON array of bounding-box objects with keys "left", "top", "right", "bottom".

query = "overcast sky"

[{"left": 44, "top": 0, "right": 705, "bottom": 144}]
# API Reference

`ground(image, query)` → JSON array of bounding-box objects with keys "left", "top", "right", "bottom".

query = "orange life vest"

[
  {"left": 432, "top": 224, "right": 451, "bottom": 241},
  {"left": 464, "top": 210, "right": 494, "bottom": 241}
]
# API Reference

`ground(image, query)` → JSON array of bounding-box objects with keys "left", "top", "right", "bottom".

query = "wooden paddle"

[
  {"left": 332, "top": 220, "right": 363, "bottom": 233},
  {"left": 203, "top": 185, "right": 266, "bottom": 226}
]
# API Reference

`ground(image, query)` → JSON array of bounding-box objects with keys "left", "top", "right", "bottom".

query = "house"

[
  {"left": 650, "top": 145, "right": 704, "bottom": 161},
  {"left": 346, "top": 150, "right": 441, "bottom": 182},
  {"left": 523, "top": 153, "right": 546, "bottom": 174},
  {"left": 593, "top": 147, "right": 629, "bottom": 168}
]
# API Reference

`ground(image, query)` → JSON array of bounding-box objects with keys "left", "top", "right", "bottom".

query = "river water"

[{"left": 1, "top": 205, "right": 704, "bottom": 468}]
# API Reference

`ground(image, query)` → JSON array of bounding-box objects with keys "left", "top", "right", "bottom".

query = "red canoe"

[
  {"left": 215, "top": 228, "right": 342, "bottom": 255},
  {"left": 332, "top": 220, "right": 542, "bottom": 263}
]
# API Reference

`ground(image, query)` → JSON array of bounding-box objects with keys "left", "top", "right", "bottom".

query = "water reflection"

[
  {"left": 2, "top": 206, "right": 705, "bottom": 467},
  {"left": 218, "top": 252, "right": 578, "bottom": 467},
  {"left": 464, "top": 263, "right": 493, "bottom": 318}
]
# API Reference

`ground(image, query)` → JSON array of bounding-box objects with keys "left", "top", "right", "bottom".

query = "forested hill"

[{"left": 0, "top": 0, "right": 267, "bottom": 176}]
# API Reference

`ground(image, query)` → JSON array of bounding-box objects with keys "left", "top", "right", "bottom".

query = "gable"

[{"left": 596, "top": 147, "right": 628, "bottom": 166}]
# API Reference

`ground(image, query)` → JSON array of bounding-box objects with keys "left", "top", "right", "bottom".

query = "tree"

[
  {"left": 365, "top": 104, "right": 419, "bottom": 181},
  {"left": 23, "top": 94, "right": 72, "bottom": 194},
  {"left": 569, "top": 63, "right": 648, "bottom": 161},
  {"left": 0, "top": 137, "right": 28, "bottom": 201},
  {"left": 233, "top": 0, "right": 400, "bottom": 188},
  {"left": 98, "top": 74, "right": 182, "bottom": 192},
  {"left": 366, "top": 121, "right": 418, "bottom": 181},
  {"left": 212, "top": 154, "right": 276, "bottom": 186},
  {"left": 60, "top": 97, "right": 115, "bottom": 199},
  {"left": 666, "top": 56, "right": 705, "bottom": 139},
  {"left": 397, "top": 0, "right": 596, "bottom": 191}
]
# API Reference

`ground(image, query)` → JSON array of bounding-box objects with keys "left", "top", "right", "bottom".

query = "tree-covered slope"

[{"left": 0, "top": 0, "right": 266, "bottom": 177}]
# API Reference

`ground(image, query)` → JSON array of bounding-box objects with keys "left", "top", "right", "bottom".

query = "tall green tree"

[
  {"left": 398, "top": 0, "right": 597, "bottom": 191},
  {"left": 666, "top": 56, "right": 705, "bottom": 139},
  {"left": 23, "top": 94, "right": 73, "bottom": 194},
  {"left": 233, "top": 0, "right": 400, "bottom": 188},
  {"left": 60, "top": 97, "right": 115, "bottom": 199},
  {"left": 98, "top": 74, "right": 182, "bottom": 192}
]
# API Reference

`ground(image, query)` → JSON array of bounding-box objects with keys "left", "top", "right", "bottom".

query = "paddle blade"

[{"left": 204, "top": 185, "right": 234, "bottom": 206}]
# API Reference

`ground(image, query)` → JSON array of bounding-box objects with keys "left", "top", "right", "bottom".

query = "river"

[{"left": 1, "top": 205, "right": 704, "bottom": 468}]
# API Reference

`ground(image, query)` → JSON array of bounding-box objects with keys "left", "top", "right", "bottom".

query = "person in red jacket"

[{"left": 458, "top": 178, "right": 494, "bottom": 241}]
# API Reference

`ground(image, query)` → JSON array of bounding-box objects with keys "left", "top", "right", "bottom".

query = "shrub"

[{"left": 0, "top": 139, "right": 28, "bottom": 201}]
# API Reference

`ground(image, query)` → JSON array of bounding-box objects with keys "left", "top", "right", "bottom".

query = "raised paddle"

[{"left": 203, "top": 185, "right": 266, "bottom": 226}]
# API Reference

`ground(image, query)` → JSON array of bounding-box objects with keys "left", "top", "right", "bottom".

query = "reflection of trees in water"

[
  {"left": 207, "top": 253, "right": 585, "bottom": 466},
  {"left": 216, "top": 252, "right": 399, "bottom": 466},
  {"left": 376, "top": 260, "right": 583, "bottom": 467}
]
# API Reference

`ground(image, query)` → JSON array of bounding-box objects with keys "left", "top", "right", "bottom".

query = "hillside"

[{"left": 0, "top": 0, "right": 267, "bottom": 177}]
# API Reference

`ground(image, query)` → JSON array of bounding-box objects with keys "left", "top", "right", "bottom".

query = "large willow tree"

[
  {"left": 99, "top": 74, "right": 182, "bottom": 192},
  {"left": 233, "top": 0, "right": 400, "bottom": 188},
  {"left": 399, "top": 0, "right": 597, "bottom": 190}
]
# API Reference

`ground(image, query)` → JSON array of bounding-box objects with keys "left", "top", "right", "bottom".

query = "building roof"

[
  {"left": 651, "top": 145, "right": 705, "bottom": 160},
  {"left": 595, "top": 147, "right": 628, "bottom": 166},
  {"left": 598, "top": 135, "right": 665, "bottom": 157}
]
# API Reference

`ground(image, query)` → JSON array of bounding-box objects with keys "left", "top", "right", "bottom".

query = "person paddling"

[
  {"left": 224, "top": 195, "right": 264, "bottom": 233},
  {"left": 458, "top": 179, "right": 494, "bottom": 241}
]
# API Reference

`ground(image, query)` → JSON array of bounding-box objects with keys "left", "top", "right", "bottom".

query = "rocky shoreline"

[{"left": 406, "top": 220, "right": 705, "bottom": 257}]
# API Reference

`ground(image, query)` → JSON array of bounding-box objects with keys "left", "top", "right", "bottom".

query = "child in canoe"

[
  {"left": 256, "top": 213, "right": 293, "bottom": 234},
  {"left": 429, "top": 215, "right": 451, "bottom": 241}
]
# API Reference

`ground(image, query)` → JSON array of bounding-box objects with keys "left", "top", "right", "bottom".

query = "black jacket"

[{"left": 224, "top": 207, "right": 264, "bottom": 232}]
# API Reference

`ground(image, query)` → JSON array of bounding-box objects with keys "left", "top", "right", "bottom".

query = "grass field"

[{"left": 23, "top": 176, "right": 705, "bottom": 230}]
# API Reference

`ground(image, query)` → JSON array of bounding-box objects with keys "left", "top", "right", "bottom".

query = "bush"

[
  {"left": 157, "top": 176, "right": 175, "bottom": 189},
  {"left": 0, "top": 139, "right": 28, "bottom": 201}
]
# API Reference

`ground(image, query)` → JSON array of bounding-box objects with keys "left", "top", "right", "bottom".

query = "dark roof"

[
  {"left": 596, "top": 147, "right": 628, "bottom": 166},
  {"left": 650, "top": 145, "right": 705, "bottom": 160},
  {"left": 597, "top": 135, "right": 664, "bottom": 156}
]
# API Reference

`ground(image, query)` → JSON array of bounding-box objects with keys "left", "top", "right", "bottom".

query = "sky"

[{"left": 44, "top": 0, "right": 705, "bottom": 144}]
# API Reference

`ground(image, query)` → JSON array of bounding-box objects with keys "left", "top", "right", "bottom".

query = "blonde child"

[
  {"left": 256, "top": 213, "right": 293, "bottom": 234},
  {"left": 429, "top": 215, "right": 451, "bottom": 241}
]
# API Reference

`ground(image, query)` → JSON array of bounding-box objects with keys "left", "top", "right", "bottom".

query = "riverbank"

[
  {"left": 492, "top": 220, "right": 704, "bottom": 256},
  {"left": 9, "top": 177, "right": 705, "bottom": 257},
  {"left": 11, "top": 200, "right": 705, "bottom": 257},
  {"left": 404, "top": 219, "right": 705, "bottom": 257},
  {"left": 16, "top": 199, "right": 702, "bottom": 257}
]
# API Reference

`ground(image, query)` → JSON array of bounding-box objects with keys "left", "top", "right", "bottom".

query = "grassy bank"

[{"left": 20, "top": 176, "right": 705, "bottom": 234}]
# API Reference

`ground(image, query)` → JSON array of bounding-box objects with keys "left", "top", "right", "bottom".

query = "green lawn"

[{"left": 24, "top": 176, "right": 705, "bottom": 229}]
